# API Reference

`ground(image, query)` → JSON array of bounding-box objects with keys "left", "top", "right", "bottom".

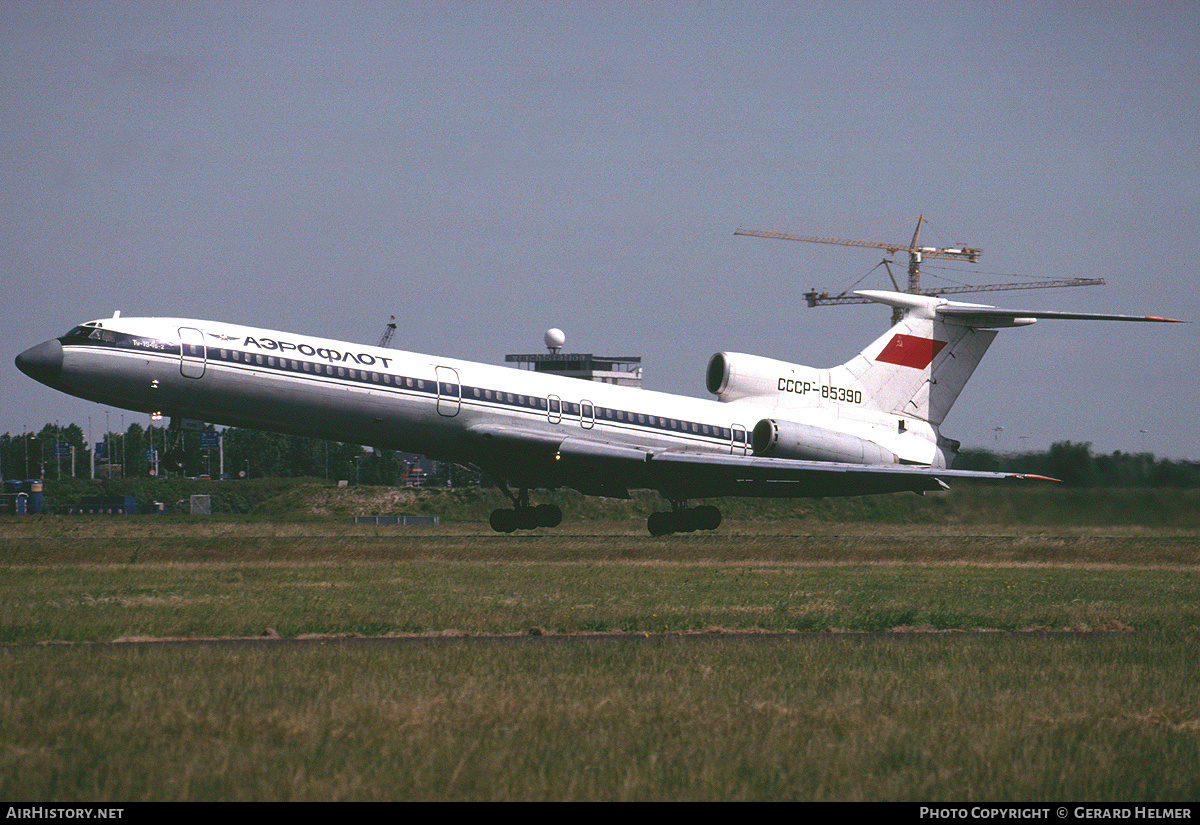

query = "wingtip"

[{"left": 1145, "top": 316, "right": 1187, "bottom": 323}]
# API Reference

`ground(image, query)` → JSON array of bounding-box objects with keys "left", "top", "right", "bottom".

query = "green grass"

[
  {"left": 2, "top": 635, "right": 1197, "bottom": 801},
  {"left": 2, "top": 516, "right": 1199, "bottom": 800},
  {"left": 1, "top": 524, "right": 1198, "bottom": 642}
]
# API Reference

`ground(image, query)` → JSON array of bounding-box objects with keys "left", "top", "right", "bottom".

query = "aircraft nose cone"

[{"left": 15, "top": 339, "right": 63, "bottom": 385}]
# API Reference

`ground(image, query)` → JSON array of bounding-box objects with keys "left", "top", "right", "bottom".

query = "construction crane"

[
  {"left": 378, "top": 316, "right": 397, "bottom": 348},
  {"left": 734, "top": 215, "right": 1104, "bottom": 307}
]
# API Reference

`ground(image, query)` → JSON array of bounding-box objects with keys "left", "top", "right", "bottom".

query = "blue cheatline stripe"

[{"left": 60, "top": 329, "right": 745, "bottom": 448}]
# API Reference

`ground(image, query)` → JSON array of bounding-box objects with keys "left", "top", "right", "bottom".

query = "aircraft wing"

[
  {"left": 466, "top": 423, "right": 1048, "bottom": 500},
  {"left": 644, "top": 450, "right": 1049, "bottom": 500}
]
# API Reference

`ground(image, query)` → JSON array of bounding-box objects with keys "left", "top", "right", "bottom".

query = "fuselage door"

[
  {"left": 547, "top": 394, "right": 562, "bottom": 424},
  {"left": 580, "top": 400, "right": 595, "bottom": 429},
  {"left": 179, "top": 327, "right": 206, "bottom": 379},
  {"left": 731, "top": 423, "right": 749, "bottom": 455},
  {"left": 435, "top": 366, "right": 460, "bottom": 417}
]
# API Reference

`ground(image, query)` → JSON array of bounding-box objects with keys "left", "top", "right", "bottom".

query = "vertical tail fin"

[
  {"left": 831, "top": 290, "right": 1182, "bottom": 425},
  {"left": 831, "top": 292, "right": 998, "bottom": 425}
]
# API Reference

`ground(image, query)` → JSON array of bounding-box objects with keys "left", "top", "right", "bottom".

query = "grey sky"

[{"left": 3, "top": 1, "right": 1197, "bottom": 459}]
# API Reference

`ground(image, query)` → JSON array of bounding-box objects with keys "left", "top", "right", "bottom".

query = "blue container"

[{"left": 23, "top": 480, "right": 43, "bottom": 514}]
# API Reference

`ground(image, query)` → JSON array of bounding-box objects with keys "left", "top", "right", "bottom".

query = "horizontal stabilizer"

[
  {"left": 936, "top": 305, "right": 1186, "bottom": 325},
  {"left": 854, "top": 290, "right": 1185, "bottom": 327}
]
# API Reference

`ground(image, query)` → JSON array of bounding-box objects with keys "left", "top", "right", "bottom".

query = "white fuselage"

[{"left": 55, "top": 316, "right": 941, "bottom": 460}]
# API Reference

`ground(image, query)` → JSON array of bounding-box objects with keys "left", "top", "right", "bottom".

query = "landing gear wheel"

[
  {"left": 534, "top": 503, "right": 562, "bottom": 528},
  {"left": 646, "top": 504, "right": 723, "bottom": 536},
  {"left": 489, "top": 483, "right": 564, "bottom": 532},
  {"left": 647, "top": 511, "right": 674, "bottom": 537},
  {"left": 514, "top": 506, "right": 540, "bottom": 530},
  {"left": 695, "top": 505, "right": 722, "bottom": 531},
  {"left": 489, "top": 508, "right": 518, "bottom": 533}
]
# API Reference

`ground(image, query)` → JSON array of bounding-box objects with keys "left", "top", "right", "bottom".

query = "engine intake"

[
  {"left": 752, "top": 418, "right": 897, "bottom": 465},
  {"left": 706, "top": 352, "right": 803, "bottom": 402}
]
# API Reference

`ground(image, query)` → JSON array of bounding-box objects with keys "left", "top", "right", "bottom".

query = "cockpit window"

[{"left": 61, "top": 324, "right": 114, "bottom": 344}]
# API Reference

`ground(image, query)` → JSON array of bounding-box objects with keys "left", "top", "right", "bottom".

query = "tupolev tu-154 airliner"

[{"left": 16, "top": 289, "right": 1182, "bottom": 534}]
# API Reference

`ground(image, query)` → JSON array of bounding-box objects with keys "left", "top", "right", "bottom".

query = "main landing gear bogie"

[
  {"left": 489, "top": 480, "right": 563, "bottom": 533},
  {"left": 646, "top": 504, "right": 721, "bottom": 536},
  {"left": 489, "top": 503, "right": 563, "bottom": 533}
]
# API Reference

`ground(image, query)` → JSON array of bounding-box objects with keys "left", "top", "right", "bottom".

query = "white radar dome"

[{"left": 544, "top": 328, "right": 566, "bottom": 351}]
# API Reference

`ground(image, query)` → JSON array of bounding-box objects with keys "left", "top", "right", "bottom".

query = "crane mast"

[
  {"left": 734, "top": 215, "right": 1104, "bottom": 307},
  {"left": 378, "top": 316, "right": 397, "bottom": 349}
]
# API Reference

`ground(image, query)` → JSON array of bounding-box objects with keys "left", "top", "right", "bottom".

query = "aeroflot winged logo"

[{"left": 875, "top": 334, "right": 947, "bottom": 369}]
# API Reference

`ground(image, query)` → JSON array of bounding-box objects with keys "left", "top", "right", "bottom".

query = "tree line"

[
  {"left": 0, "top": 423, "right": 433, "bottom": 486},
  {"left": 954, "top": 441, "right": 1199, "bottom": 487},
  {"left": 2, "top": 423, "right": 1196, "bottom": 488}
]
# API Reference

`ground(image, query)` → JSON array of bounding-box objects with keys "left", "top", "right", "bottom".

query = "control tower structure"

[{"left": 505, "top": 328, "right": 643, "bottom": 388}]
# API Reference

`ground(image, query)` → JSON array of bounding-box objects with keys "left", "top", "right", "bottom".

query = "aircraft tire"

[
  {"left": 676, "top": 509, "right": 700, "bottom": 533},
  {"left": 535, "top": 503, "right": 562, "bottom": 528},
  {"left": 491, "top": 505, "right": 562, "bottom": 532},
  {"left": 647, "top": 512, "right": 674, "bottom": 536},
  {"left": 513, "top": 506, "right": 540, "bottom": 530},
  {"left": 696, "top": 505, "right": 722, "bottom": 531},
  {"left": 489, "top": 509, "right": 518, "bottom": 533}
]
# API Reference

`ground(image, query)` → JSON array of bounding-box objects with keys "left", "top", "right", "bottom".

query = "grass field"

[
  {"left": 2, "top": 507, "right": 1199, "bottom": 801},
  {"left": 4, "top": 634, "right": 1198, "bottom": 802}
]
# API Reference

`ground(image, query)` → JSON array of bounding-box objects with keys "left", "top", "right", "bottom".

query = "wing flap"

[
  {"left": 465, "top": 422, "right": 1052, "bottom": 501},
  {"left": 465, "top": 423, "right": 651, "bottom": 497},
  {"left": 648, "top": 450, "right": 1046, "bottom": 499}
]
